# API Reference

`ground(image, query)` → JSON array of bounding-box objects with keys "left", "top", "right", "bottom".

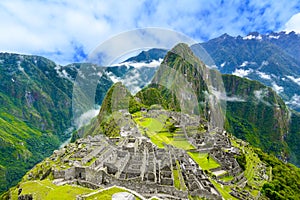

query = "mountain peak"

[
  {"left": 98, "top": 82, "right": 131, "bottom": 119},
  {"left": 124, "top": 48, "right": 167, "bottom": 63},
  {"left": 169, "top": 42, "right": 193, "bottom": 56},
  {"left": 220, "top": 33, "right": 233, "bottom": 39},
  {"left": 247, "top": 31, "right": 260, "bottom": 36},
  {"left": 162, "top": 43, "right": 203, "bottom": 68}
]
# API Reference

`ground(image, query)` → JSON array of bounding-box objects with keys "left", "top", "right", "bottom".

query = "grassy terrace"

[
  {"left": 186, "top": 152, "right": 238, "bottom": 200},
  {"left": 210, "top": 179, "right": 238, "bottom": 200},
  {"left": 173, "top": 160, "right": 187, "bottom": 191},
  {"left": 187, "top": 152, "right": 220, "bottom": 171},
  {"left": 220, "top": 175, "right": 234, "bottom": 182},
  {"left": 133, "top": 111, "right": 195, "bottom": 150},
  {"left": 230, "top": 137, "right": 270, "bottom": 197},
  {"left": 10, "top": 179, "right": 94, "bottom": 200},
  {"left": 10, "top": 180, "right": 145, "bottom": 200}
]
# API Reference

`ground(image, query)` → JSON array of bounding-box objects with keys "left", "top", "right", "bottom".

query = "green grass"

[
  {"left": 173, "top": 168, "right": 180, "bottom": 189},
  {"left": 220, "top": 175, "right": 234, "bottom": 182},
  {"left": 138, "top": 118, "right": 165, "bottom": 132},
  {"left": 176, "top": 160, "right": 187, "bottom": 191},
  {"left": 187, "top": 152, "right": 220, "bottom": 170},
  {"left": 170, "top": 139, "right": 195, "bottom": 150},
  {"left": 85, "top": 157, "right": 97, "bottom": 166},
  {"left": 229, "top": 137, "right": 271, "bottom": 198},
  {"left": 10, "top": 179, "right": 94, "bottom": 200},
  {"left": 0, "top": 111, "right": 61, "bottom": 193},
  {"left": 244, "top": 147, "right": 262, "bottom": 183},
  {"left": 146, "top": 131, "right": 168, "bottom": 148},
  {"left": 231, "top": 138, "right": 267, "bottom": 187},
  {"left": 146, "top": 130, "right": 194, "bottom": 150},
  {"left": 241, "top": 147, "right": 270, "bottom": 198},
  {"left": 210, "top": 179, "right": 237, "bottom": 200},
  {"left": 133, "top": 112, "right": 195, "bottom": 150},
  {"left": 132, "top": 111, "right": 142, "bottom": 119},
  {"left": 173, "top": 160, "right": 187, "bottom": 191},
  {"left": 85, "top": 186, "right": 142, "bottom": 200}
]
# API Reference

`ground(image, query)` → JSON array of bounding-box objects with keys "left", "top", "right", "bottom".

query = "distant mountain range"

[
  {"left": 97, "top": 31, "right": 300, "bottom": 111},
  {"left": 110, "top": 31, "right": 300, "bottom": 111},
  {"left": 192, "top": 31, "right": 300, "bottom": 112}
]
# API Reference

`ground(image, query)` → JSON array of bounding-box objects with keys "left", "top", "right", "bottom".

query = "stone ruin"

[
  {"left": 47, "top": 109, "right": 261, "bottom": 199},
  {"left": 51, "top": 135, "right": 222, "bottom": 199}
]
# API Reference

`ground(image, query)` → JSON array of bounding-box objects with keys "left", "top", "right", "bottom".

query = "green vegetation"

[
  {"left": 8, "top": 179, "right": 94, "bottom": 200},
  {"left": 255, "top": 148, "right": 300, "bottom": 200},
  {"left": 187, "top": 152, "right": 220, "bottom": 170},
  {"left": 286, "top": 112, "right": 300, "bottom": 165},
  {"left": 210, "top": 179, "right": 237, "bottom": 200},
  {"left": 173, "top": 160, "right": 187, "bottom": 191},
  {"left": 80, "top": 82, "right": 148, "bottom": 139},
  {"left": 0, "top": 54, "right": 76, "bottom": 193},
  {"left": 129, "top": 96, "right": 143, "bottom": 114},
  {"left": 235, "top": 153, "right": 246, "bottom": 171},
  {"left": 97, "top": 82, "right": 130, "bottom": 121},
  {"left": 3, "top": 109, "right": 300, "bottom": 200},
  {"left": 149, "top": 198, "right": 161, "bottom": 200},
  {"left": 223, "top": 74, "right": 291, "bottom": 163},
  {"left": 133, "top": 111, "right": 195, "bottom": 150},
  {"left": 137, "top": 117, "right": 164, "bottom": 132},
  {"left": 220, "top": 175, "right": 234, "bottom": 182},
  {"left": 188, "top": 196, "right": 206, "bottom": 200},
  {"left": 231, "top": 137, "right": 269, "bottom": 196},
  {"left": 0, "top": 111, "right": 60, "bottom": 193},
  {"left": 136, "top": 84, "right": 181, "bottom": 112},
  {"left": 173, "top": 168, "right": 180, "bottom": 189}
]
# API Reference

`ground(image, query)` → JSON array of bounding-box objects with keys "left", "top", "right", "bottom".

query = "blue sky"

[{"left": 0, "top": 0, "right": 300, "bottom": 64}]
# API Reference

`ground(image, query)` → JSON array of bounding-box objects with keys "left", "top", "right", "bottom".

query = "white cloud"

[
  {"left": 212, "top": 90, "right": 245, "bottom": 102},
  {"left": 286, "top": 94, "right": 300, "bottom": 109},
  {"left": 240, "top": 61, "right": 249, "bottom": 67},
  {"left": 0, "top": 0, "right": 299, "bottom": 64},
  {"left": 105, "top": 71, "right": 121, "bottom": 83},
  {"left": 254, "top": 89, "right": 272, "bottom": 106},
  {"left": 206, "top": 65, "right": 218, "bottom": 69},
  {"left": 272, "top": 82, "right": 284, "bottom": 93},
  {"left": 239, "top": 61, "right": 256, "bottom": 67},
  {"left": 286, "top": 75, "right": 300, "bottom": 86},
  {"left": 111, "top": 59, "right": 162, "bottom": 69},
  {"left": 284, "top": 12, "right": 300, "bottom": 33},
  {"left": 243, "top": 34, "right": 262, "bottom": 40},
  {"left": 105, "top": 67, "right": 149, "bottom": 94},
  {"left": 220, "top": 62, "right": 226, "bottom": 68},
  {"left": 232, "top": 68, "right": 253, "bottom": 77},
  {"left": 268, "top": 35, "right": 280, "bottom": 39},
  {"left": 120, "top": 68, "right": 144, "bottom": 94},
  {"left": 256, "top": 71, "right": 271, "bottom": 80},
  {"left": 261, "top": 61, "right": 269, "bottom": 66},
  {"left": 88, "top": 28, "right": 195, "bottom": 66},
  {"left": 74, "top": 107, "right": 100, "bottom": 129}
]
